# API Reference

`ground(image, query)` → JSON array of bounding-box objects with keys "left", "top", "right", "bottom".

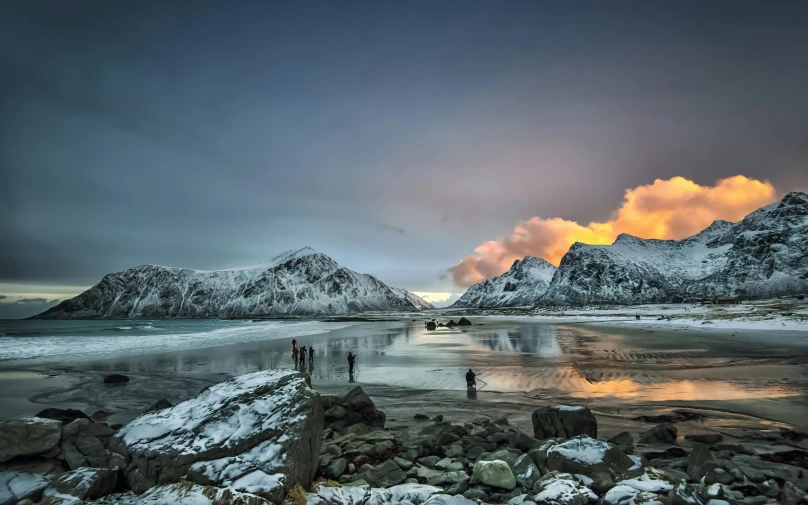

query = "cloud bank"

[{"left": 450, "top": 175, "right": 777, "bottom": 287}]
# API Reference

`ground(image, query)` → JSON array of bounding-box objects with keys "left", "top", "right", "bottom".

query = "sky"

[{"left": 2, "top": 1, "right": 808, "bottom": 318}]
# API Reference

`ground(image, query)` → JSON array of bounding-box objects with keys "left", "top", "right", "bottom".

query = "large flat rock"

[{"left": 109, "top": 370, "right": 323, "bottom": 504}]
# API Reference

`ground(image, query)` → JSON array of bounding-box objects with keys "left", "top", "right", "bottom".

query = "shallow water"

[{"left": 1, "top": 318, "right": 806, "bottom": 426}]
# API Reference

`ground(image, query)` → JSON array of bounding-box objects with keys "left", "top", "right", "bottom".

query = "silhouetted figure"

[
  {"left": 309, "top": 346, "right": 315, "bottom": 362},
  {"left": 466, "top": 369, "right": 476, "bottom": 389},
  {"left": 292, "top": 345, "right": 299, "bottom": 364},
  {"left": 347, "top": 352, "right": 356, "bottom": 376},
  {"left": 299, "top": 346, "right": 307, "bottom": 366}
]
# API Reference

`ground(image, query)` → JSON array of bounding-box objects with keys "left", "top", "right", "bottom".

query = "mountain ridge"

[{"left": 35, "top": 247, "right": 431, "bottom": 318}]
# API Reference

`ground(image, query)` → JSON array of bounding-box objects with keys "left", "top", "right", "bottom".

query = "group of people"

[{"left": 291, "top": 338, "right": 315, "bottom": 365}]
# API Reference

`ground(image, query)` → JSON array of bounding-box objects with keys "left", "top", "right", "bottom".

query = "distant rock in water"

[
  {"left": 35, "top": 408, "right": 92, "bottom": 425},
  {"left": 541, "top": 192, "right": 808, "bottom": 304},
  {"left": 426, "top": 321, "right": 437, "bottom": 330},
  {"left": 452, "top": 256, "right": 557, "bottom": 308},
  {"left": 458, "top": 317, "right": 472, "bottom": 326},
  {"left": 103, "top": 374, "right": 129, "bottom": 384},
  {"left": 35, "top": 247, "right": 431, "bottom": 319}
]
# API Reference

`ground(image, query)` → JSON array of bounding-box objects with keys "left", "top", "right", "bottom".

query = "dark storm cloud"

[{"left": 1, "top": 0, "right": 807, "bottom": 295}]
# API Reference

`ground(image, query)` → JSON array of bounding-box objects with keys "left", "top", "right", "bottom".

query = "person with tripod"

[
  {"left": 347, "top": 352, "right": 356, "bottom": 378},
  {"left": 466, "top": 368, "right": 476, "bottom": 389}
]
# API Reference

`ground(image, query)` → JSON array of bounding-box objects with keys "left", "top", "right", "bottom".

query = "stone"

[
  {"left": 90, "top": 410, "right": 112, "bottom": 422},
  {"left": 394, "top": 457, "right": 414, "bottom": 471},
  {"left": 458, "top": 317, "right": 472, "bottom": 326},
  {"left": 618, "top": 468, "right": 675, "bottom": 494},
  {"left": 103, "top": 374, "right": 129, "bottom": 384},
  {"left": 527, "top": 440, "right": 559, "bottom": 473},
  {"left": 75, "top": 432, "right": 109, "bottom": 467},
  {"left": 324, "top": 387, "right": 386, "bottom": 431},
  {"left": 466, "top": 446, "right": 485, "bottom": 461},
  {"left": 433, "top": 415, "right": 444, "bottom": 423},
  {"left": 704, "top": 468, "right": 734, "bottom": 486},
  {"left": 42, "top": 467, "right": 119, "bottom": 501},
  {"left": 532, "top": 478, "right": 597, "bottom": 505},
  {"left": 601, "top": 484, "right": 666, "bottom": 505},
  {"left": 480, "top": 449, "right": 520, "bottom": 469},
  {"left": 61, "top": 441, "right": 88, "bottom": 470},
  {"left": 758, "top": 479, "right": 780, "bottom": 499},
  {"left": 110, "top": 370, "right": 323, "bottom": 505},
  {"left": 608, "top": 432, "right": 635, "bottom": 455},
  {"left": 145, "top": 398, "right": 174, "bottom": 412},
  {"left": 325, "top": 444, "right": 342, "bottom": 456},
  {"left": 436, "top": 458, "right": 452, "bottom": 470},
  {"left": 510, "top": 432, "right": 540, "bottom": 453},
  {"left": 781, "top": 482, "right": 807, "bottom": 505},
  {"left": 127, "top": 482, "right": 271, "bottom": 505},
  {"left": 363, "top": 460, "right": 406, "bottom": 487},
  {"left": 513, "top": 454, "right": 540, "bottom": 490},
  {"left": 5, "top": 472, "right": 50, "bottom": 503},
  {"left": 472, "top": 460, "right": 516, "bottom": 490},
  {"left": 426, "top": 322, "right": 437, "bottom": 330},
  {"left": 419, "top": 456, "right": 441, "bottom": 468},
  {"left": 34, "top": 408, "right": 91, "bottom": 425},
  {"left": 687, "top": 444, "right": 716, "bottom": 483},
  {"left": 545, "top": 435, "right": 636, "bottom": 493},
  {"left": 639, "top": 424, "right": 678, "bottom": 444},
  {"left": 447, "top": 479, "right": 470, "bottom": 496},
  {"left": 324, "top": 458, "right": 347, "bottom": 479},
  {"left": 670, "top": 480, "right": 704, "bottom": 505},
  {"left": 0, "top": 417, "right": 62, "bottom": 463},
  {"left": 463, "top": 488, "right": 489, "bottom": 501},
  {"left": 532, "top": 406, "right": 597, "bottom": 440},
  {"left": 447, "top": 445, "right": 465, "bottom": 459},
  {"left": 415, "top": 413, "right": 430, "bottom": 420}
]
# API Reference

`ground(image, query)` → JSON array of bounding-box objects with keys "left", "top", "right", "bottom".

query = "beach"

[{"left": 1, "top": 316, "right": 806, "bottom": 441}]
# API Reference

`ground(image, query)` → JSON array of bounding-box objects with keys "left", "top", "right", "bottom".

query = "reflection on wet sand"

[{"left": 61, "top": 319, "right": 806, "bottom": 424}]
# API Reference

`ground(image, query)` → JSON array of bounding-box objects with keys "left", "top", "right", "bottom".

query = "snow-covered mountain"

[
  {"left": 540, "top": 191, "right": 808, "bottom": 304},
  {"left": 36, "top": 247, "right": 430, "bottom": 318},
  {"left": 389, "top": 287, "right": 435, "bottom": 310},
  {"left": 451, "top": 256, "right": 557, "bottom": 308}
]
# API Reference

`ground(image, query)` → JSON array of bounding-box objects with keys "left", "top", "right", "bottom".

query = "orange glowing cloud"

[{"left": 451, "top": 175, "right": 777, "bottom": 287}]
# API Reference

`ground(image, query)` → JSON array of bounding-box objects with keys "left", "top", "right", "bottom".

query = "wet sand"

[{"left": 1, "top": 318, "right": 806, "bottom": 439}]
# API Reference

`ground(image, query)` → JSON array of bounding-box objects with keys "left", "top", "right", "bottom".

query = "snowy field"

[{"left": 436, "top": 297, "right": 808, "bottom": 332}]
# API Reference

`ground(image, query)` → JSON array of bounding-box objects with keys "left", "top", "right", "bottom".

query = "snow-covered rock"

[
  {"left": 546, "top": 436, "right": 637, "bottom": 493},
  {"left": 452, "top": 256, "right": 557, "bottom": 308},
  {"left": 86, "top": 482, "right": 271, "bottom": 505},
  {"left": 42, "top": 467, "right": 120, "bottom": 501},
  {"left": 36, "top": 247, "right": 429, "bottom": 318},
  {"left": 617, "top": 468, "right": 674, "bottom": 494},
  {"left": 532, "top": 476, "right": 597, "bottom": 505},
  {"left": 600, "top": 484, "right": 667, "bottom": 505},
  {"left": 532, "top": 405, "right": 597, "bottom": 440},
  {"left": 472, "top": 460, "right": 516, "bottom": 490},
  {"left": 109, "top": 370, "right": 323, "bottom": 504},
  {"left": 541, "top": 192, "right": 808, "bottom": 304}
]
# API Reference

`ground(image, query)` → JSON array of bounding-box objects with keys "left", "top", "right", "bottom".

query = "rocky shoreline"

[{"left": 0, "top": 370, "right": 806, "bottom": 505}]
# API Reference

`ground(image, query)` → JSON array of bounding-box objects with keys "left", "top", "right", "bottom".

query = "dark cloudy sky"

[{"left": 2, "top": 0, "right": 808, "bottom": 317}]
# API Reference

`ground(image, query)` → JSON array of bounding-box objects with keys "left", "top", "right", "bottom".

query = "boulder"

[
  {"left": 601, "top": 484, "right": 667, "bottom": 505},
  {"left": 510, "top": 432, "right": 541, "bottom": 453},
  {"left": 545, "top": 435, "right": 636, "bottom": 493},
  {"left": 472, "top": 460, "right": 516, "bottom": 490},
  {"left": 0, "top": 417, "right": 62, "bottom": 463},
  {"left": 426, "top": 322, "right": 437, "bottom": 331},
  {"left": 324, "top": 458, "right": 347, "bottom": 479},
  {"left": 110, "top": 482, "right": 271, "bottom": 505},
  {"left": 686, "top": 444, "right": 716, "bottom": 483},
  {"left": 527, "top": 439, "right": 559, "bottom": 473},
  {"left": 618, "top": 468, "right": 675, "bottom": 494},
  {"left": 41, "top": 467, "right": 119, "bottom": 501},
  {"left": 639, "top": 424, "right": 678, "bottom": 444},
  {"left": 323, "top": 387, "right": 385, "bottom": 431},
  {"left": 608, "top": 432, "right": 635, "bottom": 455},
  {"left": 1, "top": 471, "right": 51, "bottom": 503},
  {"left": 480, "top": 449, "right": 520, "bottom": 469},
  {"left": 446, "top": 320, "right": 458, "bottom": 327},
  {"left": 110, "top": 370, "right": 323, "bottom": 505},
  {"left": 363, "top": 460, "right": 407, "bottom": 487},
  {"left": 533, "top": 476, "right": 597, "bottom": 505},
  {"left": 458, "top": 317, "right": 472, "bottom": 326},
  {"left": 513, "top": 454, "right": 540, "bottom": 489},
  {"left": 532, "top": 406, "right": 597, "bottom": 440},
  {"left": 145, "top": 398, "right": 174, "bottom": 412},
  {"left": 103, "top": 374, "right": 129, "bottom": 384},
  {"left": 34, "top": 408, "right": 91, "bottom": 425}
]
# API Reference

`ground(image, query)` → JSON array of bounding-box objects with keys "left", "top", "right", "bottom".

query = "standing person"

[
  {"left": 299, "top": 346, "right": 307, "bottom": 366},
  {"left": 466, "top": 369, "right": 476, "bottom": 389},
  {"left": 347, "top": 352, "right": 356, "bottom": 377},
  {"left": 292, "top": 344, "right": 299, "bottom": 364},
  {"left": 309, "top": 346, "right": 315, "bottom": 362}
]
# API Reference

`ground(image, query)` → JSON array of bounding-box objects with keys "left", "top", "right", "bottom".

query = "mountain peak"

[{"left": 267, "top": 246, "right": 321, "bottom": 267}]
